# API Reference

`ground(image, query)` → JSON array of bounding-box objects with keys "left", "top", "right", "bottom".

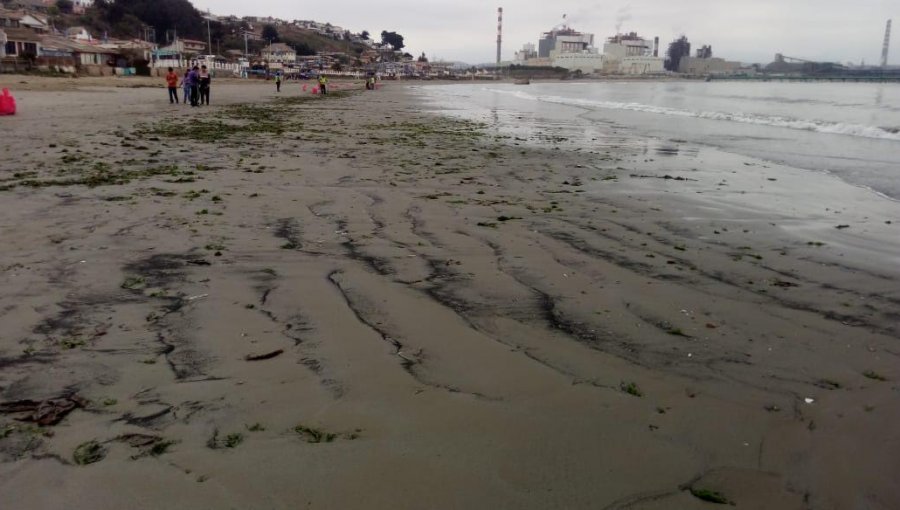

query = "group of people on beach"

[
  {"left": 273, "top": 72, "right": 330, "bottom": 95},
  {"left": 165, "top": 67, "right": 379, "bottom": 103},
  {"left": 165, "top": 65, "right": 211, "bottom": 107}
]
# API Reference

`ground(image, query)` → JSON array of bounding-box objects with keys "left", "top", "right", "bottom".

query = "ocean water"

[{"left": 413, "top": 81, "right": 900, "bottom": 200}]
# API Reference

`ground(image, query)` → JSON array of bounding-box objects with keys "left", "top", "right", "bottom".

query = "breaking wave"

[{"left": 494, "top": 89, "right": 900, "bottom": 141}]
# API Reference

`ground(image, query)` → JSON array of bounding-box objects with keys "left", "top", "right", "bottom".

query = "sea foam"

[{"left": 494, "top": 89, "right": 900, "bottom": 142}]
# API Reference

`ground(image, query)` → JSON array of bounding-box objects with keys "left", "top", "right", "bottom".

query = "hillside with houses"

[{"left": 0, "top": 0, "right": 465, "bottom": 78}]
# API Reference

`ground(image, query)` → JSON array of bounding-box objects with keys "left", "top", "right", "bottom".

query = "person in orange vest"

[{"left": 165, "top": 67, "right": 179, "bottom": 104}]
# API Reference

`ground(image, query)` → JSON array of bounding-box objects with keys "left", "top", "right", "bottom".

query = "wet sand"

[{"left": 1, "top": 77, "right": 898, "bottom": 509}]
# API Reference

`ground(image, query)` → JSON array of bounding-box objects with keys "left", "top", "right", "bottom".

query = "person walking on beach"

[
  {"left": 187, "top": 65, "right": 200, "bottom": 107},
  {"left": 180, "top": 69, "right": 191, "bottom": 105},
  {"left": 318, "top": 74, "right": 328, "bottom": 96},
  {"left": 165, "top": 67, "right": 179, "bottom": 104},
  {"left": 199, "top": 65, "right": 211, "bottom": 105},
  {"left": 275, "top": 72, "right": 282, "bottom": 93}
]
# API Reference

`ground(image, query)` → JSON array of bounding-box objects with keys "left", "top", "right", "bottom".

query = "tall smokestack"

[
  {"left": 883, "top": 19, "right": 892, "bottom": 67},
  {"left": 654, "top": 36, "right": 659, "bottom": 57},
  {"left": 497, "top": 7, "right": 503, "bottom": 66}
]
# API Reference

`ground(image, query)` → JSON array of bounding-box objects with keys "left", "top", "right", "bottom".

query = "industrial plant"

[
  {"left": 512, "top": 17, "right": 676, "bottom": 76},
  {"left": 504, "top": 10, "right": 899, "bottom": 80}
]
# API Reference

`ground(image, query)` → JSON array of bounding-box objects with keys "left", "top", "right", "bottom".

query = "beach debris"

[
  {"left": 121, "top": 276, "right": 147, "bottom": 290},
  {"left": 769, "top": 279, "right": 800, "bottom": 288},
  {"left": 186, "top": 294, "right": 209, "bottom": 301},
  {"left": 689, "top": 487, "right": 733, "bottom": 505},
  {"left": 863, "top": 371, "right": 888, "bottom": 381},
  {"left": 0, "top": 394, "right": 87, "bottom": 426},
  {"left": 804, "top": 398, "right": 815, "bottom": 404},
  {"left": 207, "top": 428, "right": 244, "bottom": 449},
  {"left": 294, "top": 424, "right": 337, "bottom": 443},
  {"left": 835, "top": 224, "right": 850, "bottom": 230},
  {"left": 619, "top": 381, "right": 643, "bottom": 397},
  {"left": 666, "top": 327, "right": 691, "bottom": 338},
  {"left": 0, "top": 88, "right": 16, "bottom": 116},
  {"left": 244, "top": 349, "right": 284, "bottom": 361},
  {"left": 73, "top": 440, "right": 106, "bottom": 465},
  {"left": 117, "top": 433, "right": 162, "bottom": 448},
  {"left": 115, "top": 433, "right": 175, "bottom": 458},
  {"left": 815, "top": 379, "right": 842, "bottom": 390}
]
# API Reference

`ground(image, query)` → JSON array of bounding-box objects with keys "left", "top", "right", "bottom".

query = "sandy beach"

[{"left": 1, "top": 76, "right": 898, "bottom": 509}]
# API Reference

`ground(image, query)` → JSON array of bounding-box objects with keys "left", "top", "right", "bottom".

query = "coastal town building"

[
  {"left": 0, "top": 8, "right": 47, "bottom": 32},
  {"left": 39, "top": 35, "right": 112, "bottom": 72},
  {"left": 159, "top": 38, "right": 207, "bottom": 57},
  {"left": 2, "top": 26, "right": 40, "bottom": 58},
  {"left": 261, "top": 42, "right": 297, "bottom": 63}
]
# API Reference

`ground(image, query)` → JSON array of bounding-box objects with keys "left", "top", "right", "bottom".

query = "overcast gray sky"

[{"left": 192, "top": 0, "right": 898, "bottom": 65}]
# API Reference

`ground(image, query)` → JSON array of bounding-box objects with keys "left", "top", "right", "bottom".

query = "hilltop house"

[
  {"left": 71, "top": 0, "right": 93, "bottom": 14},
  {"left": 0, "top": 7, "right": 48, "bottom": 32},
  {"left": 65, "top": 26, "right": 92, "bottom": 41},
  {"left": 261, "top": 42, "right": 296, "bottom": 63},
  {"left": 3, "top": 0, "right": 49, "bottom": 13}
]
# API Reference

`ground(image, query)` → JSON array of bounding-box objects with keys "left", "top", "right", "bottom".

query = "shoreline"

[{"left": 1, "top": 79, "right": 898, "bottom": 509}]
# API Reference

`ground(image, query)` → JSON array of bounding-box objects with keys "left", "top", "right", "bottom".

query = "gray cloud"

[{"left": 193, "top": 0, "right": 898, "bottom": 65}]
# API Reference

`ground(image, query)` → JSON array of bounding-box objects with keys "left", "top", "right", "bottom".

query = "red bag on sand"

[{"left": 0, "top": 88, "right": 16, "bottom": 116}]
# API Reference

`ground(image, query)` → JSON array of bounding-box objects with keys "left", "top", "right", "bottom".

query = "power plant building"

[
  {"left": 678, "top": 56, "right": 740, "bottom": 75},
  {"left": 539, "top": 28, "right": 595, "bottom": 58},
  {"left": 602, "top": 33, "right": 665, "bottom": 75},
  {"left": 536, "top": 26, "right": 605, "bottom": 73},
  {"left": 517, "top": 26, "right": 664, "bottom": 75}
]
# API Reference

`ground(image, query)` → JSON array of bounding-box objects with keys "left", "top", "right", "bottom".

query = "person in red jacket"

[{"left": 165, "top": 67, "right": 179, "bottom": 104}]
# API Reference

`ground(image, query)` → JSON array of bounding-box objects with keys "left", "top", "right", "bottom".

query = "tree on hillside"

[
  {"left": 294, "top": 42, "right": 315, "bottom": 56},
  {"left": 665, "top": 35, "right": 691, "bottom": 72},
  {"left": 417, "top": 52, "right": 427, "bottom": 63},
  {"left": 360, "top": 30, "right": 369, "bottom": 40},
  {"left": 262, "top": 24, "right": 280, "bottom": 43},
  {"left": 380, "top": 30, "right": 405, "bottom": 51},
  {"left": 89, "top": 0, "right": 206, "bottom": 42},
  {"left": 55, "top": 0, "right": 73, "bottom": 14}
]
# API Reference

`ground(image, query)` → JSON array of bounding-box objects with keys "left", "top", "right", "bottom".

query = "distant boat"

[{"left": 514, "top": 78, "right": 531, "bottom": 85}]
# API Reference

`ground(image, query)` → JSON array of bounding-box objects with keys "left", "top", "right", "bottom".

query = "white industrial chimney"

[
  {"left": 883, "top": 19, "right": 892, "bottom": 67},
  {"left": 497, "top": 7, "right": 503, "bottom": 66}
]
